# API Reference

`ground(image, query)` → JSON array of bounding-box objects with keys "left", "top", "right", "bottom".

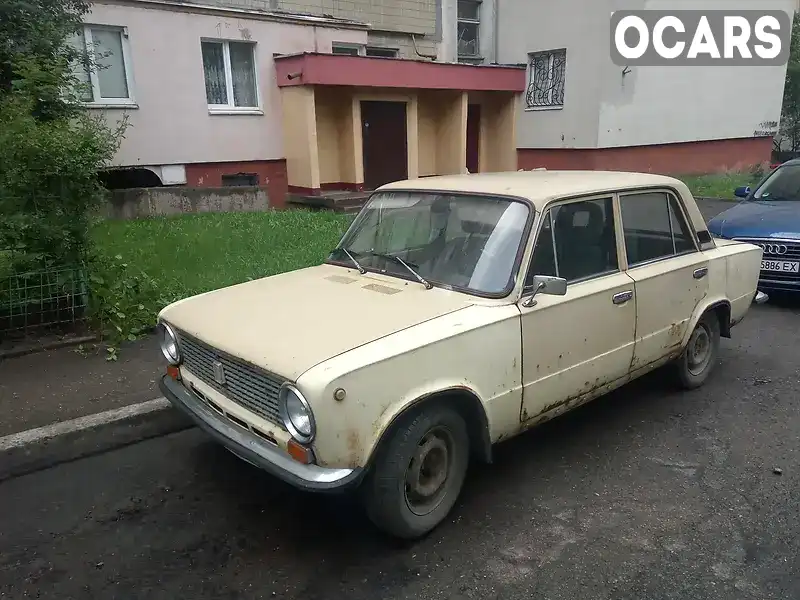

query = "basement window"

[{"left": 222, "top": 173, "right": 259, "bottom": 186}]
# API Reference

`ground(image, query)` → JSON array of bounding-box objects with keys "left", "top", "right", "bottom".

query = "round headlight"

[
  {"left": 279, "top": 384, "right": 315, "bottom": 443},
  {"left": 158, "top": 321, "right": 181, "bottom": 365}
]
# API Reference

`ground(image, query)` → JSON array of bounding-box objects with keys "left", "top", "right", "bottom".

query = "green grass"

[
  {"left": 676, "top": 172, "right": 762, "bottom": 200},
  {"left": 92, "top": 210, "right": 353, "bottom": 301}
]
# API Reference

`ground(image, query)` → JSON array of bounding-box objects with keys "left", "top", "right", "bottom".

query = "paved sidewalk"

[{"left": 0, "top": 334, "right": 165, "bottom": 437}]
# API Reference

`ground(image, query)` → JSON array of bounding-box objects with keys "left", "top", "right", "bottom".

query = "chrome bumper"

[
  {"left": 159, "top": 375, "right": 363, "bottom": 492},
  {"left": 755, "top": 290, "right": 769, "bottom": 304}
]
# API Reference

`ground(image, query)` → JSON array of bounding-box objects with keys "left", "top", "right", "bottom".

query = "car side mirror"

[
  {"left": 734, "top": 186, "right": 751, "bottom": 198},
  {"left": 521, "top": 275, "right": 568, "bottom": 308}
]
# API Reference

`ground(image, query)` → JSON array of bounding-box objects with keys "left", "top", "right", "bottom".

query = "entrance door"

[
  {"left": 361, "top": 101, "right": 408, "bottom": 190},
  {"left": 466, "top": 104, "right": 480, "bottom": 174}
]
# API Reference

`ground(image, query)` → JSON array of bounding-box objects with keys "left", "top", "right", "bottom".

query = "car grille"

[
  {"left": 176, "top": 330, "right": 285, "bottom": 428},
  {"left": 734, "top": 237, "right": 800, "bottom": 282}
]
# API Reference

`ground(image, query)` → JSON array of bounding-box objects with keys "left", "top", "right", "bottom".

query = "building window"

[
  {"left": 332, "top": 43, "right": 363, "bottom": 56},
  {"left": 201, "top": 40, "right": 259, "bottom": 111},
  {"left": 366, "top": 46, "right": 398, "bottom": 58},
  {"left": 457, "top": 0, "right": 481, "bottom": 59},
  {"left": 69, "top": 25, "right": 135, "bottom": 105},
  {"left": 526, "top": 49, "right": 566, "bottom": 109},
  {"left": 222, "top": 173, "right": 259, "bottom": 186}
]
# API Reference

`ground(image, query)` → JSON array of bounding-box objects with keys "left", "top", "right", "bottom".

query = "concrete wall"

[
  {"left": 106, "top": 186, "right": 270, "bottom": 219},
  {"left": 85, "top": 1, "right": 367, "bottom": 169},
  {"left": 498, "top": 0, "right": 795, "bottom": 150},
  {"left": 497, "top": 0, "right": 607, "bottom": 149},
  {"left": 597, "top": 0, "right": 794, "bottom": 148}
]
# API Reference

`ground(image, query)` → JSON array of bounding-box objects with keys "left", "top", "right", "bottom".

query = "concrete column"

[
  {"left": 280, "top": 86, "right": 320, "bottom": 191},
  {"left": 435, "top": 90, "right": 468, "bottom": 175}
]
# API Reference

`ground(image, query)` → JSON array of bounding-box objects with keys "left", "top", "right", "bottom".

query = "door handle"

[
  {"left": 693, "top": 267, "right": 708, "bottom": 280},
  {"left": 612, "top": 290, "right": 633, "bottom": 305}
]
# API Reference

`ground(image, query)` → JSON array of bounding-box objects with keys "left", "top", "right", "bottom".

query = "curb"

[{"left": 0, "top": 397, "right": 193, "bottom": 483}]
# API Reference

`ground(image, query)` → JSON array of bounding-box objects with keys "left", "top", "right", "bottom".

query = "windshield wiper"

[
  {"left": 331, "top": 246, "right": 365, "bottom": 274},
  {"left": 365, "top": 251, "right": 433, "bottom": 290}
]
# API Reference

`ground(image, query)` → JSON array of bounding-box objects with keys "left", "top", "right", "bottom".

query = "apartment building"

[
  {"left": 83, "top": 0, "right": 796, "bottom": 206},
  {"left": 82, "top": 0, "right": 523, "bottom": 207}
]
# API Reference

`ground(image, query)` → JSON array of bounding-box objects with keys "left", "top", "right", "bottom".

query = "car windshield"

[
  {"left": 752, "top": 164, "right": 800, "bottom": 201},
  {"left": 327, "top": 191, "right": 532, "bottom": 296}
]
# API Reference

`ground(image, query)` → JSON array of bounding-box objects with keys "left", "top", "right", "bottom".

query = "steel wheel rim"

[
  {"left": 687, "top": 323, "right": 712, "bottom": 376},
  {"left": 404, "top": 426, "right": 454, "bottom": 517}
]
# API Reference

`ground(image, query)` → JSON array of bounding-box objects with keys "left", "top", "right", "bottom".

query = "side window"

[
  {"left": 525, "top": 197, "right": 618, "bottom": 286},
  {"left": 620, "top": 192, "right": 696, "bottom": 266}
]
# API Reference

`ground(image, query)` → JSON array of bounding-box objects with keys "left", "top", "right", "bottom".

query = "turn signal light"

[
  {"left": 287, "top": 439, "right": 312, "bottom": 464},
  {"left": 166, "top": 365, "right": 181, "bottom": 380}
]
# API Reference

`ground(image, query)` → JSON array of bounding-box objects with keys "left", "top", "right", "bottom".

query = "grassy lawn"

[
  {"left": 676, "top": 171, "right": 764, "bottom": 200},
  {"left": 92, "top": 210, "right": 353, "bottom": 301},
  {"left": 87, "top": 169, "right": 768, "bottom": 306}
]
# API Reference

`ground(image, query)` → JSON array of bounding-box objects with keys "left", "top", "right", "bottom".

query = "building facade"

[
  {"left": 81, "top": 0, "right": 522, "bottom": 207},
  {"left": 496, "top": 0, "right": 797, "bottom": 173},
  {"left": 82, "top": 0, "right": 796, "bottom": 207}
]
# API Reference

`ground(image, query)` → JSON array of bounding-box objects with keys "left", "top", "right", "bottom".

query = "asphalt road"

[{"left": 2, "top": 199, "right": 799, "bottom": 600}]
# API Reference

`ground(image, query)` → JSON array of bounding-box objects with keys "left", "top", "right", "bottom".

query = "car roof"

[{"left": 377, "top": 170, "right": 690, "bottom": 210}]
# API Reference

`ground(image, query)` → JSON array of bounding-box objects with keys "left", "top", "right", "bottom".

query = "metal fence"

[{"left": 0, "top": 262, "right": 89, "bottom": 337}]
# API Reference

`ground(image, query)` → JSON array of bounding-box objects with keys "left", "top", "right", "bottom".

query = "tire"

[
  {"left": 362, "top": 403, "right": 470, "bottom": 540},
  {"left": 672, "top": 311, "right": 721, "bottom": 390}
]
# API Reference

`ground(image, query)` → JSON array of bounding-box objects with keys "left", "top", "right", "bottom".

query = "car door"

[
  {"left": 519, "top": 195, "right": 637, "bottom": 423},
  {"left": 618, "top": 189, "right": 709, "bottom": 367}
]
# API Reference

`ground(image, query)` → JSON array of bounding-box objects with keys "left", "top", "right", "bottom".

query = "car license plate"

[{"left": 761, "top": 259, "right": 800, "bottom": 273}]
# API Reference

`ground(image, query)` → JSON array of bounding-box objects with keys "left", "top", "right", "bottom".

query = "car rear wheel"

[
  {"left": 672, "top": 312, "right": 721, "bottom": 390},
  {"left": 362, "top": 404, "right": 469, "bottom": 540}
]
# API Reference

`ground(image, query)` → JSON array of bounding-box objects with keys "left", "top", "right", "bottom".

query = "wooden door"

[
  {"left": 466, "top": 104, "right": 481, "bottom": 174},
  {"left": 361, "top": 101, "right": 408, "bottom": 190}
]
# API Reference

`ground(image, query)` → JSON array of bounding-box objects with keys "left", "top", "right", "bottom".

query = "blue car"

[{"left": 707, "top": 160, "right": 800, "bottom": 294}]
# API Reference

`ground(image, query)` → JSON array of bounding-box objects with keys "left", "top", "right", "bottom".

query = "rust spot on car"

[
  {"left": 665, "top": 322, "right": 684, "bottom": 350},
  {"left": 346, "top": 430, "right": 362, "bottom": 468},
  {"left": 533, "top": 376, "right": 609, "bottom": 419}
]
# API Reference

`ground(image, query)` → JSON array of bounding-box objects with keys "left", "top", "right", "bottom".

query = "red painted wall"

[
  {"left": 517, "top": 137, "right": 773, "bottom": 175},
  {"left": 184, "top": 159, "right": 288, "bottom": 209}
]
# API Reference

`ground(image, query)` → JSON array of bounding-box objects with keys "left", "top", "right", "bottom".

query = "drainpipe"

[
  {"left": 412, "top": 34, "right": 438, "bottom": 60},
  {"left": 493, "top": 0, "right": 499, "bottom": 63}
]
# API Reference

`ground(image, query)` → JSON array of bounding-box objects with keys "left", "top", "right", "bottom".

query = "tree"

[
  {"left": 0, "top": 0, "right": 125, "bottom": 269},
  {"left": 777, "top": 14, "right": 800, "bottom": 155}
]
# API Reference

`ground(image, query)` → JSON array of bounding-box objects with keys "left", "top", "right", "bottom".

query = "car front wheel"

[
  {"left": 362, "top": 404, "right": 470, "bottom": 540},
  {"left": 672, "top": 311, "right": 721, "bottom": 389}
]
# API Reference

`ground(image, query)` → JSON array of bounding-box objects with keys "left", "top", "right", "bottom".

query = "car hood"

[
  {"left": 708, "top": 201, "right": 800, "bottom": 240},
  {"left": 158, "top": 264, "right": 474, "bottom": 381}
]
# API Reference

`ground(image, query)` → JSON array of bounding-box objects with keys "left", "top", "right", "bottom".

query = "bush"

[
  {"left": 86, "top": 253, "right": 174, "bottom": 360},
  {"left": 0, "top": 95, "right": 124, "bottom": 270}
]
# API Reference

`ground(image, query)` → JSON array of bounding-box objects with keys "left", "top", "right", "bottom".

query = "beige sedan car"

[{"left": 157, "top": 170, "right": 765, "bottom": 539}]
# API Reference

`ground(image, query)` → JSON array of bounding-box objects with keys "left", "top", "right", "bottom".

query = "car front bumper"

[
  {"left": 159, "top": 374, "right": 364, "bottom": 493},
  {"left": 757, "top": 278, "right": 800, "bottom": 294}
]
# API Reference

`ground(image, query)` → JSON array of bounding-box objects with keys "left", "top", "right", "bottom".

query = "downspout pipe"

[
  {"left": 412, "top": 34, "right": 438, "bottom": 60},
  {"left": 493, "top": 0, "right": 499, "bottom": 63}
]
